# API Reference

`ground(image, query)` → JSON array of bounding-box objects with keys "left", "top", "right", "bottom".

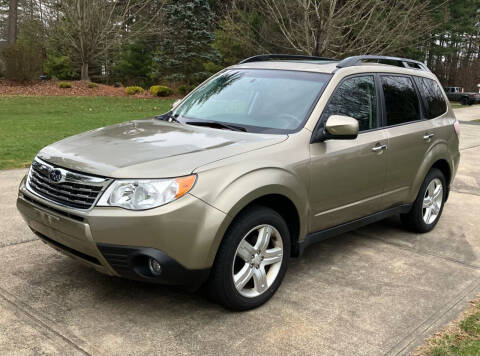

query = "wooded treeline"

[{"left": 0, "top": 0, "right": 479, "bottom": 90}]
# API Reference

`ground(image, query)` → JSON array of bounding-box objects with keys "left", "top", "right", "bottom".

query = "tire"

[
  {"left": 461, "top": 97, "right": 470, "bottom": 106},
  {"left": 208, "top": 206, "right": 290, "bottom": 311},
  {"left": 401, "top": 168, "right": 447, "bottom": 233}
]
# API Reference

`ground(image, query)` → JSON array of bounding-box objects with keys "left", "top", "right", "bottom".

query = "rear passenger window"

[
  {"left": 381, "top": 76, "right": 420, "bottom": 126},
  {"left": 321, "top": 75, "right": 378, "bottom": 131},
  {"left": 416, "top": 78, "right": 447, "bottom": 119}
]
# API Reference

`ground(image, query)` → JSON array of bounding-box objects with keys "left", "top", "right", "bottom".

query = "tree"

[
  {"left": 222, "top": 0, "right": 438, "bottom": 58},
  {"left": 47, "top": 0, "right": 165, "bottom": 80},
  {"left": 152, "top": 0, "right": 218, "bottom": 84},
  {"left": 7, "top": 0, "right": 17, "bottom": 44},
  {"left": 423, "top": 0, "right": 480, "bottom": 90},
  {"left": 111, "top": 36, "right": 158, "bottom": 86}
]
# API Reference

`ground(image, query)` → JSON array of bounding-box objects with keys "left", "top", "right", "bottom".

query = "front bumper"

[{"left": 17, "top": 177, "right": 227, "bottom": 289}]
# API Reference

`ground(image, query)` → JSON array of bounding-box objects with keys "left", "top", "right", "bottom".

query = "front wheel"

[
  {"left": 208, "top": 206, "right": 290, "bottom": 310},
  {"left": 401, "top": 168, "right": 446, "bottom": 233}
]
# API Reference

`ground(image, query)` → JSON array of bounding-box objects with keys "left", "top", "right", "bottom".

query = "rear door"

[
  {"left": 415, "top": 75, "right": 450, "bottom": 162},
  {"left": 381, "top": 75, "right": 435, "bottom": 207}
]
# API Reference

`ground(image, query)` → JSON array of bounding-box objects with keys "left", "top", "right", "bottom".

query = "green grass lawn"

[
  {"left": 417, "top": 300, "right": 480, "bottom": 356},
  {"left": 0, "top": 96, "right": 173, "bottom": 170}
]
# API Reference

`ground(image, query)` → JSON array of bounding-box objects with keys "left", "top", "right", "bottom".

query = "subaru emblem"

[{"left": 49, "top": 169, "right": 63, "bottom": 183}]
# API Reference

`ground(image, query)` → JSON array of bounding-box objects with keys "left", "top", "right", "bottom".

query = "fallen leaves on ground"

[{"left": 0, "top": 79, "right": 153, "bottom": 98}]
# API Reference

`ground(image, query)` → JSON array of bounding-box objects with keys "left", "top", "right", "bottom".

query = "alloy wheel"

[
  {"left": 422, "top": 178, "right": 443, "bottom": 224},
  {"left": 232, "top": 224, "right": 283, "bottom": 298}
]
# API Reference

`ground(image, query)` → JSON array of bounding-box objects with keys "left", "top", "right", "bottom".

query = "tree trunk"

[
  {"left": 7, "top": 0, "right": 18, "bottom": 44},
  {"left": 81, "top": 62, "right": 89, "bottom": 81}
]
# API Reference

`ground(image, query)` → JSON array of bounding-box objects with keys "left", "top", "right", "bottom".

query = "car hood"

[{"left": 38, "top": 118, "right": 287, "bottom": 178}]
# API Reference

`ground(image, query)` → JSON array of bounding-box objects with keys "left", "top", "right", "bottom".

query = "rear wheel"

[
  {"left": 401, "top": 168, "right": 446, "bottom": 233},
  {"left": 461, "top": 97, "right": 470, "bottom": 105},
  {"left": 208, "top": 206, "right": 290, "bottom": 310}
]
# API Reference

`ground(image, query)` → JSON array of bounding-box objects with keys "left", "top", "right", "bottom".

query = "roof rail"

[
  {"left": 239, "top": 54, "right": 335, "bottom": 64},
  {"left": 336, "top": 55, "right": 430, "bottom": 72}
]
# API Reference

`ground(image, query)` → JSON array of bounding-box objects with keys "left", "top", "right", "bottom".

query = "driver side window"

[{"left": 321, "top": 75, "right": 379, "bottom": 131}]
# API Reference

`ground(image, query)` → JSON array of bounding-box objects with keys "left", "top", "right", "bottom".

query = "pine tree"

[{"left": 152, "top": 0, "right": 218, "bottom": 84}]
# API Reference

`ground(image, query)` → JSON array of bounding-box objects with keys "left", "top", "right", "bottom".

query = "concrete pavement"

[
  {"left": 454, "top": 105, "right": 480, "bottom": 122},
  {"left": 0, "top": 108, "right": 479, "bottom": 356}
]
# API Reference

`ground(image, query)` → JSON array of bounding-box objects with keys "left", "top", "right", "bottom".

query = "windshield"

[{"left": 173, "top": 69, "right": 331, "bottom": 134}]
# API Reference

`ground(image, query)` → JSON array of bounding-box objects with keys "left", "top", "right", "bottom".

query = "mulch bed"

[{"left": 0, "top": 79, "right": 158, "bottom": 97}]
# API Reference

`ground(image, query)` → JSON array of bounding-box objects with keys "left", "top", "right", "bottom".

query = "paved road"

[{"left": 1, "top": 108, "right": 479, "bottom": 356}]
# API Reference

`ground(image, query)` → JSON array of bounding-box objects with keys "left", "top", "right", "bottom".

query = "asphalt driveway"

[{"left": 1, "top": 107, "right": 480, "bottom": 356}]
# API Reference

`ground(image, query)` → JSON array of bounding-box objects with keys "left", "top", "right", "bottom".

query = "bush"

[
  {"left": 149, "top": 85, "right": 173, "bottom": 97},
  {"left": 0, "top": 43, "right": 44, "bottom": 81},
  {"left": 44, "top": 55, "right": 78, "bottom": 80},
  {"left": 88, "top": 82, "right": 98, "bottom": 88},
  {"left": 178, "top": 84, "right": 196, "bottom": 95},
  {"left": 125, "top": 86, "right": 144, "bottom": 95},
  {"left": 58, "top": 81, "right": 72, "bottom": 89}
]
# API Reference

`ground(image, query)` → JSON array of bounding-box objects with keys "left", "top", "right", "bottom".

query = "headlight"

[{"left": 97, "top": 175, "right": 196, "bottom": 210}]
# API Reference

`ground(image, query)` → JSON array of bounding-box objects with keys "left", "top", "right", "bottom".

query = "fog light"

[{"left": 148, "top": 258, "right": 162, "bottom": 275}]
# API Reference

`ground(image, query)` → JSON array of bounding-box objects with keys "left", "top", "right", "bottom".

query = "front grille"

[{"left": 27, "top": 157, "right": 111, "bottom": 210}]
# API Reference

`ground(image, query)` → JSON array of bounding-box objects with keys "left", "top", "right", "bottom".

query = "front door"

[{"left": 309, "top": 74, "right": 388, "bottom": 232}]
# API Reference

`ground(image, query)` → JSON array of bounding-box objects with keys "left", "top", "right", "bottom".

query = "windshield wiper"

[
  {"left": 185, "top": 120, "right": 247, "bottom": 132},
  {"left": 155, "top": 112, "right": 181, "bottom": 123}
]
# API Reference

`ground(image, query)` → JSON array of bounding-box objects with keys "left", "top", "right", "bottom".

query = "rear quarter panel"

[{"left": 407, "top": 106, "right": 459, "bottom": 203}]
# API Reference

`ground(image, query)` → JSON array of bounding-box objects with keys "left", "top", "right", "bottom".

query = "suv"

[
  {"left": 444, "top": 86, "right": 480, "bottom": 105},
  {"left": 17, "top": 54, "right": 460, "bottom": 310}
]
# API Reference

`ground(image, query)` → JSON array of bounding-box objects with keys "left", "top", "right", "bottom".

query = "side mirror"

[
  {"left": 172, "top": 99, "right": 181, "bottom": 109},
  {"left": 312, "top": 115, "right": 359, "bottom": 142}
]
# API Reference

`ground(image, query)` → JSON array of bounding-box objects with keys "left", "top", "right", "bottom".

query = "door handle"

[
  {"left": 423, "top": 133, "right": 435, "bottom": 140},
  {"left": 372, "top": 144, "right": 387, "bottom": 153}
]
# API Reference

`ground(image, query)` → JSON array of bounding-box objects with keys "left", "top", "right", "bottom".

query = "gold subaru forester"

[{"left": 17, "top": 55, "right": 460, "bottom": 310}]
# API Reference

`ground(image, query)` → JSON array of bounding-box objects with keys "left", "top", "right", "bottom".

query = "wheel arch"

[
  {"left": 231, "top": 194, "right": 302, "bottom": 257},
  {"left": 409, "top": 144, "right": 453, "bottom": 203},
  {"left": 204, "top": 172, "right": 310, "bottom": 266},
  {"left": 431, "top": 159, "right": 452, "bottom": 200}
]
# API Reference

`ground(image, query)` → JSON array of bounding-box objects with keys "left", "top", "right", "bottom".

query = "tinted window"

[
  {"left": 417, "top": 78, "right": 447, "bottom": 119},
  {"left": 321, "top": 75, "right": 378, "bottom": 131},
  {"left": 382, "top": 76, "right": 420, "bottom": 125}
]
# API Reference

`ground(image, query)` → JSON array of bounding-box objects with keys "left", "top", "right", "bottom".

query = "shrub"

[
  {"left": 44, "top": 55, "right": 78, "bottom": 80},
  {"left": 0, "top": 43, "right": 44, "bottom": 81},
  {"left": 178, "top": 84, "right": 196, "bottom": 95},
  {"left": 149, "top": 85, "right": 173, "bottom": 97},
  {"left": 125, "top": 86, "right": 144, "bottom": 95},
  {"left": 58, "top": 81, "right": 72, "bottom": 89},
  {"left": 88, "top": 82, "right": 98, "bottom": 88}
]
